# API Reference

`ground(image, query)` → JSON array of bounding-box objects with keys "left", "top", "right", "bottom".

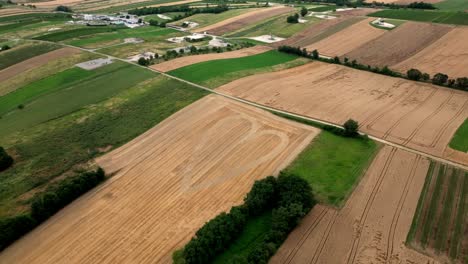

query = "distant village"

[{"left": 71, "top": 13, "right": 145, "bottom": 28}]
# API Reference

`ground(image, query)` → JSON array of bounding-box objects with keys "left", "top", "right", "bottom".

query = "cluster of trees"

[
  {"left": 0, "top": 168, "right": 105, "bottom": 250},
  {"left": 137, "top": 54, "right": 159, "bottom": 66},
  {"left": 55, "top": 5, "right": 73, "bottom": 12},
  {"left": 286, "top": 13, "right": 299, "bottom": 23},
  {"left": 129, "top": 4, "right": 228, "bottom": 16},
  {"left": 0, "top": 147, "right": 13, "bottom": 172},
  {"left": 407, "top": 69, "right": 468, "bottom": 91},
  {"left": 277, "top": 46, "right": 467, "bottom": 91},
  {"left": 175, "top": 174, "right": 315, "bottom": 264}
]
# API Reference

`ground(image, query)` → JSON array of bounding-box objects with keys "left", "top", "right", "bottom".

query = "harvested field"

[
  {"left": 407, "top": 161, "right": 467, "bottom": 263},
  {"left": 26, "top": 0, "right": 84, "bottom": 8},
  {"left": 83, "top": 0, "right": 200, "bottom": 11},
  {"left": 344, "top": 22, "right": 451, "bottom": 68},
  {"left": 273, "top": 16, "right": 363, "bottom": 47},
  {"left": 195, "top": 6, "right": 294, "bottom": 36},
  {"left": 151, "top": 46, "right": 272, "bottom": 72},
  {"left": 217, "top": 61, "right": 468, "bottom": 165},
  {"left": 393, "top": 27, "right": 468, "bottom": 78},
  {"left": 0, "top": 95, "right": 318, "bottom": 264},
  {"left": 0, "top": 47, "right": 80, "bottom": 84},
  {"left": 271, "top": 146, "right": 436, "bottom": 264},
  {"left": 304, "top": 18, "right": 386, "bottom": 57}
]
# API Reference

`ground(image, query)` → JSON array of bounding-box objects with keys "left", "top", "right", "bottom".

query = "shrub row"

[
  {"left": 278, "top": 46, "right": 468, "bottom": 91},
  {"left": 175, "top": 174, "right": 315, "bottom": 264},
  {"left": 0, "top": 147, "right": 13, "bottom": 172},
  {"left": 129, "top": 4, "right": 228, "bottom": 16},
  {"left": 0, "top": 168, "right": 105, "bottom": 251}
]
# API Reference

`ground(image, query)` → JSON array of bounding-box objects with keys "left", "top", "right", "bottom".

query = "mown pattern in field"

[
  {"left": 0, "top": 61, "right": 155, "bottom": 137},
  {"left": 168, "top": 50, "right": 300, "bottom": 87},
  {"left": 0, "top": 43, "right": 58, "bottom": 70},
  {"left": 407, "top": 161, "right": 467, "bottom": 263},
  {"left": 368, "top": 9, "right": 468, "bottom": 25}
]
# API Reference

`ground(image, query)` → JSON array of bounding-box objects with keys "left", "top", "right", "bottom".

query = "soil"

[
  {"left": 304, "top": 18, "right": 386, "bottom": 57},
  {"left": 151, "top": 46, "right": 272, "bottom": 72},
  {"left": 271, "top": 146, "right": 436, "bottom": 264},
  {"left": 0, "top": 48, "right": 80, "bottom": 87},
  {"left": 217, "top": 61, "right": 468, "bottom": 165},
  {"left": 393, "top": 27, "right": 468, "bottom": 79},
  {"left": 0, "top": 94, "right": 318, "bottom": 264},
  {"left": 195, "top": 6, "right": 294, "bottom": 35},
  {"left": 344, "top": 22, "right": 452, "bottom": 68}
]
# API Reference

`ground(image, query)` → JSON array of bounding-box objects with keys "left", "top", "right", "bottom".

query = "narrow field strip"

[{"left": 0, "top": 42, "right": 58, "bottom": 70}]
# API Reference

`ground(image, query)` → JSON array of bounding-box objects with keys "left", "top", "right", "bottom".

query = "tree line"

[
  {"left": 0, "top": 168, "right": 106, "bottom": 251},
  {"left": 277, "top": 46, "right": 468, "bottom": 91},
  {"left": 128, "top": 4, "right": 229, "bottom": 16},
  {"left": 174, "top": 174, "right": 316, "bottom": 264}
]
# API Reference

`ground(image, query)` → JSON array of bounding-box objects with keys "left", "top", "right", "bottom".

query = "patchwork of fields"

[{"left": 0, "top": 1, "right": 467, "bottom": 263}]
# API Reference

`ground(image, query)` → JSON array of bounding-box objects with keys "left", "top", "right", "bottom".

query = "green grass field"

[
  {"left": 0, "top": 62, "right": 155, "bottom": 138},
  {"left": 308, "top": 5, "right": 337, "bottom": 12},
  {"left": 225, "top": 12, "right": 320, "bottom": 38},
  {"left": 86, "top": 0, "right": 194, "bottom": 13},
  {"left": 283, "top": 131, "right": 379, "bottom": 206},
  {"left": 212, "top": 212, "right": 272, "bottom": 264},
  {"left": 33, "top": 26, "right": 126, "bottom": 42},
  {"left": 368, "top": 9, "right": 468, "bottom": 25},
  {"left": 0, "top": 13, "right": 70, "bottom": 23},
  {"left": 0, "top": 43, "right": 58, "bottom": 70},
  {"left": 449, "top": 119, "right": 468, "bottom": 152},
  {"left": 168, "top": 50, "right": 300, "bottom": 87},
  {"left": 0, "top": 75, "right": 207, "bottom": 218},
  {"left": 407, "top": 162, "right": 467, "bottom": 263},
  {"left": 435, "top": 0, "right": 468, "bottom": 11},
  {"left": 66, "top": 27, "right": 176, "bottom": 48}
]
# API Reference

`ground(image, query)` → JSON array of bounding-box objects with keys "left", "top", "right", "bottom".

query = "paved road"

[{"left": 27, "top": 39, "right": 468, "bottom": 170}]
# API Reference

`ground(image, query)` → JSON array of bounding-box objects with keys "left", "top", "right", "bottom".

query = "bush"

[
  {"left": 432, "top": 73, "right": 448, "bottom": 85},
  {"left": 311, "top": 49, "right": 319, "bottom": 59},
  {"left": 300, "top": 6, "right": 308, "bottom": 17},
  {"left": 343, "top": 119, "right": 359, "bottom": 137},
  {"left": 0, "top": 215, "right": 36, "bottom": 250},
  {"left": 244, "top": 176, "right": 277, "bottom": 216},
  {"left": 31, "top": 168, "right": 105, "bottom": 222},
  {"left": 55, "top": 5, "right": 72, "bottom": 12},
  {"left": 287, "top": 13, "right": 299, "bottom": 23},
  {"left": 407, "top": 68, "right": 422, "bottom": 81},
  {"left": 137, "top": 57, "right": 150, "bottom": 66},
  {"left": 1, "top": 45, "right": 10, "bottom": 51},
  {"left": 455, "top": 77, "right": 468, "bottom": 90},
  {"left": 0, "top": 146, "right": 13, "bottom": 172}
]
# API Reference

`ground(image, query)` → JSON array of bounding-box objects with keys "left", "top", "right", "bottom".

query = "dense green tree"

[
  {"left": 343, "top": 119, "right": 359, "bottom": 137},
  {"left": 407, "top": 68, "right": 423, "bottom": 81},
  {"left": 300, "top": 6, "right": 308, "bottom": 17},
  {"left": 244, "top": 176, "right": 277, "bottom": 215},
  {"left": 0, "top": 147, "right": 13, "bottom": 172},
  {"left": 432, "top": 73, "right": 448, "bottom": 85},
  {"left": 55, "top": 5, "right": 72, "bottom": 12}
]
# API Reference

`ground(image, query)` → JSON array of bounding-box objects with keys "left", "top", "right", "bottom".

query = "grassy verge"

[
  {"left": 283, "top": 131, "right": 379, "bottom": 206},
  {"left": 368, "top": 9, "right": 468, "bottom": 25},
  {"left": 0, "top": 75, "right": 208, "bottom": 218},
  {"left": 168, "top": 50, "right": 301, "bottom": 87},
  {"left": 449, "top": 118, "right": 468, "bottom": 152},
  {"left": 212, "top": 212, "right": 272, "bottom": 264},
  {"left": 0, "top": 42, "right": 59, "bottom": 70},
  {"left": 0, "top": 62, "right": 156, "bottom": 138}
]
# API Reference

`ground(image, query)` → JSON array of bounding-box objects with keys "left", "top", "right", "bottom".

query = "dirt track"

[
  {"left": 217, "top": 62, "right": 468, "bottom": 165},
  {"left": 195, "top": 6, "right": 293, "bottom": 35},
  {"left": 0, "top": 48, "right": 80, "bottom": 86},
  {"left": 393, "top": 27, "right": 468, "bottom": 79},
  {"left": 344, "top": 22, "right": 452, "bottom": 68},
  {"left": 0, "top": 94, "right": 318, "bottom": 264},
  {"left": 271, "top": 146, "right": 437, "bottom": 264},
  {"left": 151, "top": 46, "right": 271, "bottom": 72},
  {"left": 304, "top": 18, "right": 386, "bottom": 57}
]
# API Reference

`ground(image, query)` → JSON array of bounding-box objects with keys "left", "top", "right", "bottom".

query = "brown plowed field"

[
  {"left": 195, "top": 6, "right": 294, "bottom": 35},
  {"left": 0, "top": 48, "right": 80, "bottom": 85},
  {"left": 271, "top": 146, "right": 437, "bottom": 264},
  {"left": 217, "top": 62, "right": 468, "bottom": 165},
  {"left": 271, "top": 16, "right": 362, "bottom": 47},
  {"left": 0, "top": 95, "right": 318, "bottom": 264},
  {"left": 344, "top": 22, "right": 452, "bottom": 68},
  {"left": 151, "top": 46, "right": 271, "bottom": 72},
  {"left": 304, "top": 18, "right": 386, "bottom": 57},
  {"left": 393, "top": 27, "right": 468, "bottom": 79}
]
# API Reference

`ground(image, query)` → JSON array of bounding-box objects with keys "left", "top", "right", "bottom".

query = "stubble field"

[
  {"left": 0, "top": 95, "right": 318, "bottom": 263},
  {"left": 217, "top": 61, "right": 468, "bottom": 165}
]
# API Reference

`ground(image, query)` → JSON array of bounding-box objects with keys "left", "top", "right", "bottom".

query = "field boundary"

[{"left": 17, "top": 38, "right": 468, "bottom": 171}]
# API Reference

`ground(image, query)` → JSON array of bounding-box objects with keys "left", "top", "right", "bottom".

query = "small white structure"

[
  {"left": 249, "top": 34, "right": 285, "bottom": 43},
  {"left": 209, "top": 37, "right": 229, "bottom": 47},
  {"left": 48, "top": 27, "right": 61, "bottom": 31},
  {"left": 76, "top": 58, "right": 113, "bottom": 70},
  {"left": 298, "top": 18, "right": 307, "bottom": 23},
  {"left": 124, "top": 38, "right": 144, "bottom": 44},
  {"left": 314, "top": 14, "right": 337, "bottom": 19},
  {"left": 167, "top": 36, "right": 186, "bottom": 43},
  {"left": 128, "top": 52, "right": 156, "bottom": 62},
  {"left": 371, "top": 18, "right": 396, "bottom": 29},
  {"left": 184, "top": 33, "right": 206, "bottom": 41}
]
